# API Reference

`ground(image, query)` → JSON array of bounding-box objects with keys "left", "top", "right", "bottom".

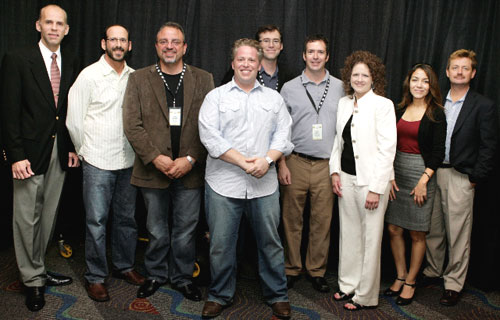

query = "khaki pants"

[
  {"left": 424, "top": 167, "right": 474, "bottom": 292},
  {"left": 13, "top": 139, "right": 66, "bottom": 287},
  {"left": 281, "top": 153, "right": 333, "bottom": 277}
]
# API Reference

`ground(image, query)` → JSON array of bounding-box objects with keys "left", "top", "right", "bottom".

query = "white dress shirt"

[
  {"left": 38, "top": 41, "right": 61, "bottom": 81},
  {"left": 199, "top": 80, "right": 294, "bottom": 199},
  {"left": 67, "top": 55, "right": 135, "bottom": 170},
  {"left": 329, "top": 90, "right": 396, "bottom": 194}
]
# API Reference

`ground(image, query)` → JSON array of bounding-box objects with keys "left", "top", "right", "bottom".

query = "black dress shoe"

[
  {"left": 310, "top": 276, "right": 330, "bottom": 293},
  {"left": 137, "top": 279, "right": 165, "bottom": 298},
  {"left": 286, "top": 275, "right": 299, "bottom": 289},
  {"left": 46, "top": 272, "right": 73, "bottom": 286},
  {"left": 439, "top": 289, "right": 460, "bottom": 306},
  {"left": 25, "top": 286, "right": 45, "bottom": 312},
  {"left": 172, "top": 283, "right": 202, "bottom": 301}
]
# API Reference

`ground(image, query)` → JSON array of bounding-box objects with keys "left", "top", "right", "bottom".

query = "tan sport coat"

[{"left": 123, "top": 64, "right": 214, "bottom": 189}]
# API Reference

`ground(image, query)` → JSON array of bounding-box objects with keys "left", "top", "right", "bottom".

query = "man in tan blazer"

[{"left": 123, "top": 21, "right": 214, "bottom": 301}]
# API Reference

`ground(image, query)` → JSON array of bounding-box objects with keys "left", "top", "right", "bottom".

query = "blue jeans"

[
  {"left": 205, "top": 183, "right": 288, "bottom": 305},
  {"left": 82, "top": 161, "right": 138, "bottom": 283},
  {"left": 141, "top": 180, "right": 201, "bottom": 285}
]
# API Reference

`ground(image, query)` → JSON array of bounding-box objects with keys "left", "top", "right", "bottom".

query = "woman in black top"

[{"left": 384, "top": 64, "right": 446, "bottom": 305}]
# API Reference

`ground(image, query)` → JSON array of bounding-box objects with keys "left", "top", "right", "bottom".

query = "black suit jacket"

[
  {"left": 447, "top": 90, "right": 498, "bottom": 183},
  {"left": 1, "top": 45, "right": 78, "bottom": 175},
  {"left": 220, "top": 62, "right": 295, "bottom": 91},
  {"left": 396, "top": 107, "right": 447, "bottom": 171}
]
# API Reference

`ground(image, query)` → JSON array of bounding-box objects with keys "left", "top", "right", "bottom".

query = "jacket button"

[
  {"left": 52, "top": 135, "right": 56, "bottom": 139},
  {"left": 56, "top": 116, "right": 59, "bottom": 120}
]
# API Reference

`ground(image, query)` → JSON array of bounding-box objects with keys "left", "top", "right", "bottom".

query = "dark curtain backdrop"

[{"left": 1, "top": 0, "right": 499, "bottom": 290}]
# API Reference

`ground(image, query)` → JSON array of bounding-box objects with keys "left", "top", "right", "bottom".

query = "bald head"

[{"left": 36, "top": 4, "right": 69, "bottom": 51}]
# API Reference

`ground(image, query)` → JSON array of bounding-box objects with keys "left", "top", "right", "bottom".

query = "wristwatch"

[
  {"left": 265, "top": 156, "right": 275, "bottom": 167},
  {"left": 186, "top": 155, "right": 194, "bottom": 166}
]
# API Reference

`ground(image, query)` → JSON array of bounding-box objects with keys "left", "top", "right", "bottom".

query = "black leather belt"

[
  {"left": 292, "top": 151, "right": 328, "bottom": 161},
  {"left": 440, "top": 163, "right": 452, "bottom": 168}
]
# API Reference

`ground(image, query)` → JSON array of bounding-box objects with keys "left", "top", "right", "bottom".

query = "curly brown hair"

[
  {"left": 398, "top": 64, "right": 443, "bottom": 122},
  {"left": 340, "top": 51, "right": 386, "bottom": 97}
]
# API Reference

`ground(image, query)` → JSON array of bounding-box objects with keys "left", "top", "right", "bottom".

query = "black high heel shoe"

[
  {"left": 383, "top": 277, "right": 405, "bottom": 296},
  {"left": 396, "top": 282, "right": 416, "bottom": 305}
]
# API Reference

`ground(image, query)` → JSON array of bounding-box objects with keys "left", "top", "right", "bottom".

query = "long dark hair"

[{"left": 398, "top": 63, "right": 443, "bottom": 122}]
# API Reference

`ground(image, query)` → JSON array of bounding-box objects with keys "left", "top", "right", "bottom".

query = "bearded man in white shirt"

[{"left": 67, "top": 25, "right": 144, "bottom": 303}]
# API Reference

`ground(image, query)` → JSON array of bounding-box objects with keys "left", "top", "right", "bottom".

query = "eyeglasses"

[
  {"left": 259, "top": 38, "right": 281, "bottom": 45},
  {"left": 157, "top": 39, "right": 184, "bottom": 46},
  {"left": 107, "top": 38, "right": 128, "bottom": 44}
]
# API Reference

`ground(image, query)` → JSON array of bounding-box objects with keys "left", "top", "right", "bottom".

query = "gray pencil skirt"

[{"left": 385, "top": 151, "right": 436, "bottom": 232}]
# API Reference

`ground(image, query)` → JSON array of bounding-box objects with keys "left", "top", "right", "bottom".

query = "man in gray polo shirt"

[{"left": 279, "top": 34, "right": 344, "bottom": 292}]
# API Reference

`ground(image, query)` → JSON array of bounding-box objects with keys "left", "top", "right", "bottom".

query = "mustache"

[{"left": 112, "top": 47, "right": 125, "bottom": 52}]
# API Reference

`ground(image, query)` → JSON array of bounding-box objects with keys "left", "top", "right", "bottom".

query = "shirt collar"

[
  {"left": 445, "top": 89, "right": 469, "bottom": 103},
  {"left": 38, "top": 40, "right": 61, "bottom": 59},
  {"left": 98, "top": 54, "right": 132, "bottom": 76},
  {"left": 229, "top": 77, "right": 262, "bottom": 92},
  {"left": 300, "top": 69, "right": 330, "bottom": 85},
  {"left": 259, "top": 65, "right": 279, "bottom": 78},
  {"left": 355, "top": 89, "right": 376, "bottom": 103}
]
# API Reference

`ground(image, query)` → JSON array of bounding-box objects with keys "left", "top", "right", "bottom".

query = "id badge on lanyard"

[{"left": 169, "top": 107, "right": 181, "bottom": 126}]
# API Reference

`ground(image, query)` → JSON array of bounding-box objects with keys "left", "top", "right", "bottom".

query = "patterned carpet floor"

[{"left": 1, "top": 242, "right": 499, "bottom": 319}]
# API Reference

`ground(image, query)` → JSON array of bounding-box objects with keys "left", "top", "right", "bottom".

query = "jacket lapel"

[
  {"left": 57, "top": 49, "right": 73, "bottom": 110},
  {"left": 182, "top": 65, "right": 194, "bottom": 127},
  {"left": 148, "top": 65, "right": 170, "bottom": 123},
  {"left": 452, "top": 90, "right": 475, "bottom": 135},
  {"left": 28, "top": 47, "right": 56, "bottom": 110}
]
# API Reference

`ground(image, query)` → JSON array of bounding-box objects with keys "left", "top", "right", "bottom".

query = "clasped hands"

[
  {"left": 153, "top": 154, "right": 193, "bottom": 179},
  {"left": 242, "top": 157, "right": 269, "bottom": 178}
]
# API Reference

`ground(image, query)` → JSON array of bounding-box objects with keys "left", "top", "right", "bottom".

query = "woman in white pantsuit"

[{"left": 329, "top": 51, "right": 397, "bottom": 311}]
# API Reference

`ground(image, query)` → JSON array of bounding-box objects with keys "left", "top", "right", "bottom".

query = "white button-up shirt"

[
  {"left": 67, "top": 55, "right": 135, "bottom": 170},
  {"left": 199, "top": 79, "right": 293, "bottom": 199}
]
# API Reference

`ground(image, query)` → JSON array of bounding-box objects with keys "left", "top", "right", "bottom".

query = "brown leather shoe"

[
  {"left": 272, "top": 301, "right": 291, "bottom": 319},
  {"left": 202, "top": 301, "right": 224, "bottom": 318},
  {"left": 112, "top": 270, "right": 145, "bottom": 286},
  {"left": 440, "top": 289, "right": 460, "bottom": 306},
  {"left": 85, "top": 281, "right": 110, "bottom": 302}
]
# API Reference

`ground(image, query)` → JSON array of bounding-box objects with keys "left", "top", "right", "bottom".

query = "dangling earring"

[{"left": 371, "top": 82, "right": 375, "bottom": 90}]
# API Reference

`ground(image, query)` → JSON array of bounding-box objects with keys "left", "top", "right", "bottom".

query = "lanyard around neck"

[
  {"left": 301, "top": 76, "right": 330, "bottom": 114},
  {"left": 155, "top": 62, "right": 187, "bottom": 108}
]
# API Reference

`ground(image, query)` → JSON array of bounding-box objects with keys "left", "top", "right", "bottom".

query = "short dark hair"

[
  {"left": 102, "top": 24, "right": 130, "bottom": 41},
  {"left": 157, "top": 21, "right": 186, "bottom": 43},
  {"left": 254, "top": 24, "right": 282, "bottom": 42},
  {"left": 303, "top": 34, "right": 329, "bottom": 56}
]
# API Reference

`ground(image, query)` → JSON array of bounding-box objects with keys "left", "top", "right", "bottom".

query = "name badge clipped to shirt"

[
  {"left": 169, "top": 107, "right": 181, "bottom": 126},
  {"left": 312, "top": 124, "right": 323, "bottom": 141}
]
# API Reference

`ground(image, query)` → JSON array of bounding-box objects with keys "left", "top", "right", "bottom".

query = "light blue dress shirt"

[
  {"left": 199, "top": 80, "right": 293, "bottom": 199},
  {"left": 443, "top": 90, "right": 468, "bottom": 163}
]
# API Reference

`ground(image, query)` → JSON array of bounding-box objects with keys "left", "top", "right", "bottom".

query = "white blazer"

[{"left": 329, "top": 90, "right": 396, "bottom": 194}]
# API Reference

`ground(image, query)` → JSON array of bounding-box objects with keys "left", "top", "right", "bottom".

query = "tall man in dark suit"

[
  {"left": 422, "top": 49, "right": 498, "bottom": 306},
  {"left": 123, "top": 21, "right": 214, "bottom": 301},
  {"left": 0, "top": 4, "right": 79, "bottom": 312}
]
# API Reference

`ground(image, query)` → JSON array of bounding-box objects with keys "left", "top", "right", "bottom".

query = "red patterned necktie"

[{"left": 50, "top": 53, "right": 60, "bottom": 106}]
